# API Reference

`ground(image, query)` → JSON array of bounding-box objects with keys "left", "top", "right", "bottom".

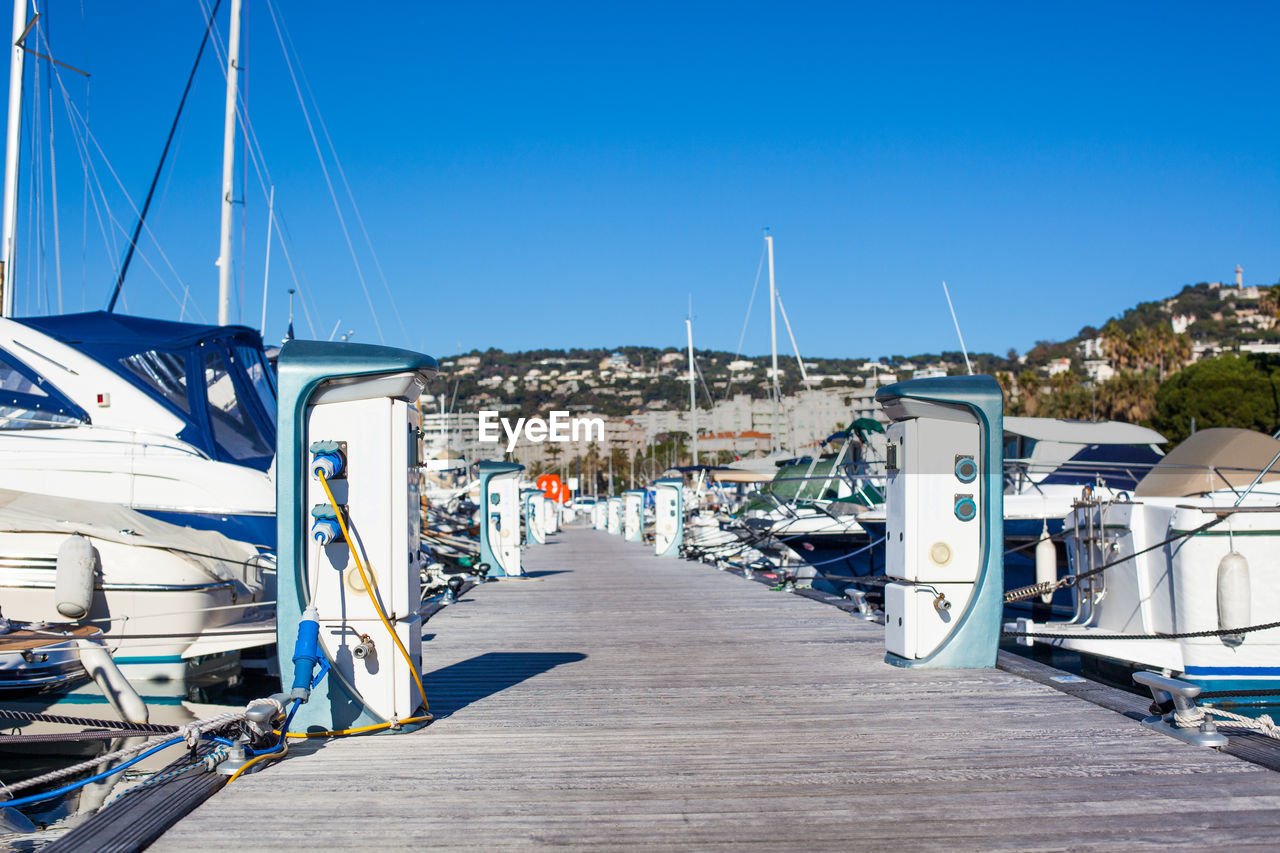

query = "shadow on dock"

[
  {"left": 425, "top": 651, "right": 587, "bottom": 717},
  {"left": 523, "top": 570, "right": 571, "bottom": 578}
]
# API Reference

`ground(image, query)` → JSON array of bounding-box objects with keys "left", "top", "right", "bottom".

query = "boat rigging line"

[
  {"left": 262, "top": 0, "right": 407, "bottom": 347},
  {"left": 105, "top": 0, "right": 223, "bottom": 313},
  {"left": 724, "top": 240, "right": 767, "bottom": 401}
]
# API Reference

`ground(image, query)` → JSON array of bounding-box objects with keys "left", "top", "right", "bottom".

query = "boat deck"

[{"left": 155, "top": 528, "right": 1280, "bottom": 850}]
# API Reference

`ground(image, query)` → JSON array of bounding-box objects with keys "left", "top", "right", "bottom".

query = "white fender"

[
  {"left": 1034, "top": 523, "right": 1056, "bottom": 604},
  {"left": 55, "top": 534, "right": 98, "bottom": 620},
  {"left": 78, "top": 637, "right": 149, "bottom": 724},
  {"left": 1217, "top": 551, "right": 1250, "bottom": 647}
]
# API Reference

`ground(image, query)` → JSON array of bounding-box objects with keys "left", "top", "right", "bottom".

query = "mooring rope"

[
  {"left": 0, "top": 706, "right": 259, "bottom": 795},
  {"left": 1003, "top": 619, "right": 1280, "bottom": 641},
  {"left": 1170, "top": 704, "right": 1280, "bottom": 740}
]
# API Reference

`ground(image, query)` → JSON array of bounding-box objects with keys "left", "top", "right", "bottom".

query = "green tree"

[
  {"left": 1095, "top": 370, "right": 1159, "bottom": 423},
  {"left": 1038, "top": 371, "right": 1093, "bottom": 419},
  {"left": 1012, "top": 369, "right": 1043, "bottom": 416},
  {"left": 1152, "top": 354, "right": 1280, "bottom": 444}
]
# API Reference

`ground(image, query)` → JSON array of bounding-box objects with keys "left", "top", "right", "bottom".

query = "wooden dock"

[{"left": 155, "top": 528, "right": 1280, "bottom": 850}]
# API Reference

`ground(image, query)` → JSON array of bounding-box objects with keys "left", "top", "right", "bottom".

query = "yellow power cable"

[
  {"left": 226, "top": 740, "right": 289, "bottom": 784},
  {"left": 279, "top": 715, "right": 432, "bottom": 739},
  {"left": 317, "top": 469, "right": 431, "bottom": 717}
]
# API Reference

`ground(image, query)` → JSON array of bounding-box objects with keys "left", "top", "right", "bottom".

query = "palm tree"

[
  {"left": 546, "top": 442, "right": 564, "bottom": 479},
  {"left": 583, "top": 442, "right": 601, "bottom": 495},
  {"left": 1101, "top": 321, "right": 1135, "bottom": 371},
  {"left": 610, "top": 447, "right": 630, "bottom": 489},
  {"left": 1096, "top": 371, "right": 1158, "bottom": 423},
  {"left": 1260, "top": 284, "right": 1280, "bottom": 327},
  {"left": 1015, "top": 369, "right": 1043, "bottom": 416}
]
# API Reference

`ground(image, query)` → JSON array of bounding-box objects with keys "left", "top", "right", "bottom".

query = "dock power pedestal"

[
  {"left": 653, "top": 478, "right": 683, "bottom": 558},
  {"left": 276, "top": 340, "right": 437, "bottom": 733},
  {"left": 875, "top": 375, "right": 1003, "bottom": 669},
  {"left": 523, "top": 489, "right": 546, "bottom": 546},
  {"left": 540, "top": 492, "right": 559, "bottom": 535},
  {"left": 606, "top": 496, "right": 623, "bottom": 535},
  {"left": 623, "top": 489, "right": 644, "bottom": 542},
  {"left": 478, "top": 460, "right": 525, "bottom": 577}
]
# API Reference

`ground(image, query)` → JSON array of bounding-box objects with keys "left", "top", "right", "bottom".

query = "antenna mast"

[{"left": 941, "top": 280, "right": 973, "bottom": 375}]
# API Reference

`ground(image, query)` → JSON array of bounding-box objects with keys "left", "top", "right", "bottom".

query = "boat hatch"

[{"left": 17, "top": 312, "right": 276, "bottom": 470}]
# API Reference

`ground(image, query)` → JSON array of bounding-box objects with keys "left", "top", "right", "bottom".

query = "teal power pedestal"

[
  {"left": 623, "top": 489, "right": 645, "bottom": 542},
  {"left": 276, "top": 339, "right": 437, "bottom": 733},
  {"left": 477, "top": 460, "right": 524, "bottom": 577},
  {"left": 875, "top": 375, "right": 1003, "bottom": 669},
  {"left": 652, "top": 477, "right": 683, "bottom": 558},
  {"left": 523, "top": 489, "right": 546, "bottom": 545}
]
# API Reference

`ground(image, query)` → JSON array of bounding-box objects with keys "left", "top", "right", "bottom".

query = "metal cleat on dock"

[
  {"left": 1133, "top": 671, "right": 1228, "bottom": 748},
  {"left": 844, "top": 588, "right": 876, "bottom": 620},
  {"left": 444, "top": 575, "right": 465, "bottom": 604}
]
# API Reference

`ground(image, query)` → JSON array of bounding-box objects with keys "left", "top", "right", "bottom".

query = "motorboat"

[
  {"left": 0, "top": 312, "right": 276, "bottom": 548},
  {"left": 1010, "top": 428, "right": 1280, "bottom": 695},
  {"left": 0, "top": 488, "right": 273, "bottom": 687}
]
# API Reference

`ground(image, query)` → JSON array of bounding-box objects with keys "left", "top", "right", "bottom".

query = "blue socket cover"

[
  {"left": 310, "top": 516, "right": 342, "bottom": 547},
  {"left": 954, "top": 496, "right": 977, "bottom": 522},
  {"left": 311, "top": 450, "right": 345, "bottom": 480}
]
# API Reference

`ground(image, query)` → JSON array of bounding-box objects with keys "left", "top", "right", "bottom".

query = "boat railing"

[
  {"left": 0, "top": 419, "right": 216, "bottom": 459},
  {"left": 1008, "top": 456, "right": 1280, "bottom": 501}
]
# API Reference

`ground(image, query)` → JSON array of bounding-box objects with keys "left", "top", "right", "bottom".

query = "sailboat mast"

[
  {"left": 686, "top": 312, "right": 698, "bottom": 466},
  {"left": 1, "top": 0, "right": 27, "bottom": 317},
  {"left": 216, "top": 0, "right": 242, "bottom": 325},
  {"left": 766, "top": 232, "right": 779, "bottom": 452}
]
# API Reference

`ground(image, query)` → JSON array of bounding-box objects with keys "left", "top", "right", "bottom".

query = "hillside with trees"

[{"left": 428, "top": 276, "right": 1280, "bottom": 444}]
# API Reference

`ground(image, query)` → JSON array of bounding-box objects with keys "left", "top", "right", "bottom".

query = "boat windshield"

[
  {"left": 204, "top": 350, "right": 274, "bottom": 467},
  {"left": 0, "top": 349, "right": 85, "bottom": 430},
  {"left": 119, "top": 350, "right": 191, "bottom": 413}
]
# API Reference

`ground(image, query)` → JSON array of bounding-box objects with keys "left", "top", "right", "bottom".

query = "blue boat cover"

[{"left": 16, "top": 312, "right": 276, "bottom": 471}]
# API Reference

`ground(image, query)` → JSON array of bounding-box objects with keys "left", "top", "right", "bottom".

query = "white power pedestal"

[
  {"left": 883, "top": 415, "right": 982, "bottom": 661},
  {"left": 306, "top": 394, "right": 422, "bottom": 721}
]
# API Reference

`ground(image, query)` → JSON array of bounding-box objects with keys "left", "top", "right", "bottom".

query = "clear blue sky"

[{"left": 6, "top": 1, "right": 1278, "bottom": 360}]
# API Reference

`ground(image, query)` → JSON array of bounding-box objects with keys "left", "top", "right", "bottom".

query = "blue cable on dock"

[{"left": 0, "top": 737, "right": 185, "bottom": 810}]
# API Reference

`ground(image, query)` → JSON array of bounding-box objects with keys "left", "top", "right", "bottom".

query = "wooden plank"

[{"left": 154, "top": 529, "right": 1280, "bottom": 850}]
